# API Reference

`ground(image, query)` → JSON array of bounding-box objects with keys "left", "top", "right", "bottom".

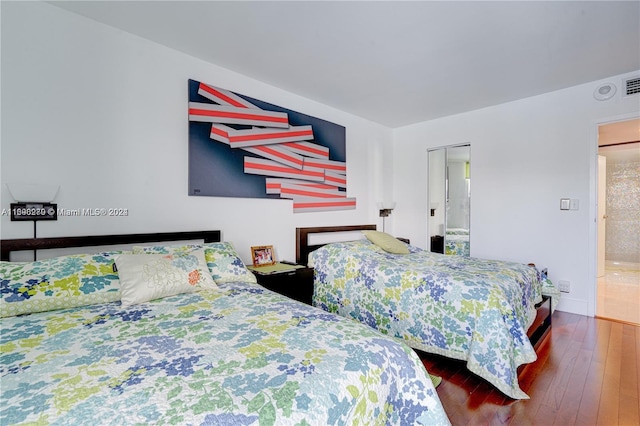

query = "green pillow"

[{"left": 362, "top": 230, "right": 410, "bottom": 254}]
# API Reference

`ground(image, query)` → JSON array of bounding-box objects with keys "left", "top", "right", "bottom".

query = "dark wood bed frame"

[
  {"left": 1, "top": 230, "right": 222, "bottom": 261},
  {"left": 296, "top": 224, "right": 376, "bottom": 266},
  {"left": 295, "top": 224, "right": 551, "bottom": 349}
]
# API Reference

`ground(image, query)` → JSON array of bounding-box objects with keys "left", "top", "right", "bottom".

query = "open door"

[{"left": 597, "top": 155, "right": 606, "bottom": 278}]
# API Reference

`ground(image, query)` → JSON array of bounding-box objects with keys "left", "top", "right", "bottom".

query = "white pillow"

[
  {"left": 116, "top": 250, "right": 218, "bottom": 307},
  {"left": 132, "top": 242, "right": 257, "bottom": 284}
]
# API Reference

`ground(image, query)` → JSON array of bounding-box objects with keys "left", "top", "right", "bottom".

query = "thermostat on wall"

[{"left": 10, "top": 203, "right": 58, "bottom": 221}]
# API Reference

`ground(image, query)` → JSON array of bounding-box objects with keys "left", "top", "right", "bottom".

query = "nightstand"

[{"left": 251, "top": 266, "right": 314, "bottom": 305}]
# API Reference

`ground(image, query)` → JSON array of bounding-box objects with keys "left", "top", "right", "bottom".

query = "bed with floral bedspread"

[
  {"left": 310, "top": 239, "right": 559, "bottom": 400},
  {"left": 0, "top": 240, "right": 450, "bottom": 426},
  {"left": 0, "top": 281, "right": 450, "bottom": 425}
]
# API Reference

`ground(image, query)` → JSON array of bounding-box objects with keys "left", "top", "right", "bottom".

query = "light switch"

[
  {"left": 570, "top": 199, "right": 579, "bottom": 210},
  {"left": 560, "top": 198, "right": 570, "bottom": 210}
]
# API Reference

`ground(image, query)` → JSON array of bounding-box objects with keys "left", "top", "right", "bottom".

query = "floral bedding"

[
  {"left": 310, "top": 240, "right": 559, "bottom": 400},
  {"left": 0, "top": 281, "right": 450, "bottom": 426}
]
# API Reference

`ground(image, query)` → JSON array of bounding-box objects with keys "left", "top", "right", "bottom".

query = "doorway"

[{"left": 596, "top": 118, "right": 640, "bottom": 325}]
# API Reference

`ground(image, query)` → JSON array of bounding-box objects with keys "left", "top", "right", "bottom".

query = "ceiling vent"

[{"left": 623, "top": 76, "right": 640, "bottom": 97}]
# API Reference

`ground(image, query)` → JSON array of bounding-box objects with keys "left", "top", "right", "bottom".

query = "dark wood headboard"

[
  {"left": 296, "top": 225, "right": 376, "bottom": 265},
  {"left": 1, "top": 230, "right": 222, "bottom": 261}
]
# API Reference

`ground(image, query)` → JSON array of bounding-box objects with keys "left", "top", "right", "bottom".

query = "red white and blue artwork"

[{"left": 188, "top": 79, "right": 354, "bottom": 213}]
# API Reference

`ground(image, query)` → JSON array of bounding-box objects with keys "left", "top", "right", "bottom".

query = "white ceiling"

[{"left": 49, "top": 1, "right": 640, "bottom": 128}]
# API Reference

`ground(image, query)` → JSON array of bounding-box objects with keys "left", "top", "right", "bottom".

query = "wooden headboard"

[
  {"left": 1, "top": 230, "right": 222, "bottom": 261},
  {"left": 296, "top": 225, "right": 376, "bottom": 265}
]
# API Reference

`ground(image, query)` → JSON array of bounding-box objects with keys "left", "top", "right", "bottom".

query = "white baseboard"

[{"left": 555, "top": 297, "right": 589, "bottom": 316}]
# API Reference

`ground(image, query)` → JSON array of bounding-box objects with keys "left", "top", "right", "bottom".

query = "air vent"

[{"left": 624, "top": 76, "right": 640, "bottom": 96}]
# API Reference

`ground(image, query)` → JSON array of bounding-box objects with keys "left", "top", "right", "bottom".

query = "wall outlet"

[{"left": 558, "top": 280, "right": 571, "bottom": 293}]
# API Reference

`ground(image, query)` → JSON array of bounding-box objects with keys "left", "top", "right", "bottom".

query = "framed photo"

[{"left": 251, "top": 245, "right": 276, "bottom": 267}]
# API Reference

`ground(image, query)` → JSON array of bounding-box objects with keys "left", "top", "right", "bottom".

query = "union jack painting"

[{"left": 188, "top": 79, "right": 353, "bottom": 213}]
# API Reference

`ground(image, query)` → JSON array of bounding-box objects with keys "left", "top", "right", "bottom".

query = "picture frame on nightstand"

[{"left": 251, "top": 245, "right": 276, "bottom": 267}]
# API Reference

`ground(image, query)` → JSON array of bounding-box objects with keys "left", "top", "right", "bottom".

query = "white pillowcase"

[
  {"left": 116, "top": 250, "right": 218, "bottom": 307},
  {"left": 132, "top": 242, "right": 257, "bottom": 284}
]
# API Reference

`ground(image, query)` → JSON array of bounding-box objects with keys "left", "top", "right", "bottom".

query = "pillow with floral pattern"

[
  {"left": 116, "top": 250, "right": 218, "bottom": 306},
  {"left": 0, "top": 251, "right": 125, "bottom": 318},
  {"left": 132, "top": 242, "right": 256, "bottom": 284}
]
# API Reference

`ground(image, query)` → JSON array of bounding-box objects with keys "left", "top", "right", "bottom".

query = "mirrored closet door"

[{"left": 428, "top": 144, "right": 470, "bottom": 256}]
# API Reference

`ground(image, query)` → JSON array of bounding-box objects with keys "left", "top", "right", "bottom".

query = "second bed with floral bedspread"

[{"left": 310, "top": 239, "right": 559, "bottom": 400}]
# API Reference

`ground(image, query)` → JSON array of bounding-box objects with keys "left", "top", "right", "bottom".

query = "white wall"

[
  {"left": 0, "top": 2, "right": 392, "bottom": 263},
  {"left": 392, "top": 71, "right": 640, "bottom": 316}
]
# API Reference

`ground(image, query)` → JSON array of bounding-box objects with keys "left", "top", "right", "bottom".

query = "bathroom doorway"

[{"left": 596, "top": 119, "right": 640, "bottom": 325}]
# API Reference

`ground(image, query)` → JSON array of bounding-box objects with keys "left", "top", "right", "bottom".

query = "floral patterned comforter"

[
  {"left": 0, "top": 281, "right": 450, "bottom": 426},
  {"left": 310, "top": 240, "right": 559, "bottom": 400}
]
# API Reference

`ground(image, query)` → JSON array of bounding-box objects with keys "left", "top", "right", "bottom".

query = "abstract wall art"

[{"left": 188, "top": 79, "right": 354, "bottom": 213}]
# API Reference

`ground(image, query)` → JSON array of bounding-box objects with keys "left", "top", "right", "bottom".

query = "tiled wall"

[{"left": 606, "top": 148, "right": 640, "bottom": 265}]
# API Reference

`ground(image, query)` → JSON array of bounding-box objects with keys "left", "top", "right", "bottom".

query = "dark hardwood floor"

[{"left": 419, "top": 311, "right": 640, "bottom": 425}]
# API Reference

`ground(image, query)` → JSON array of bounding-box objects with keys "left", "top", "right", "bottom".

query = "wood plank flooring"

[
  {"left": 596, "top": 264, "right": 640, "bottom": 325},
  {"left": 419, "top": 311, "right": 640, "bottom": 425}
]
